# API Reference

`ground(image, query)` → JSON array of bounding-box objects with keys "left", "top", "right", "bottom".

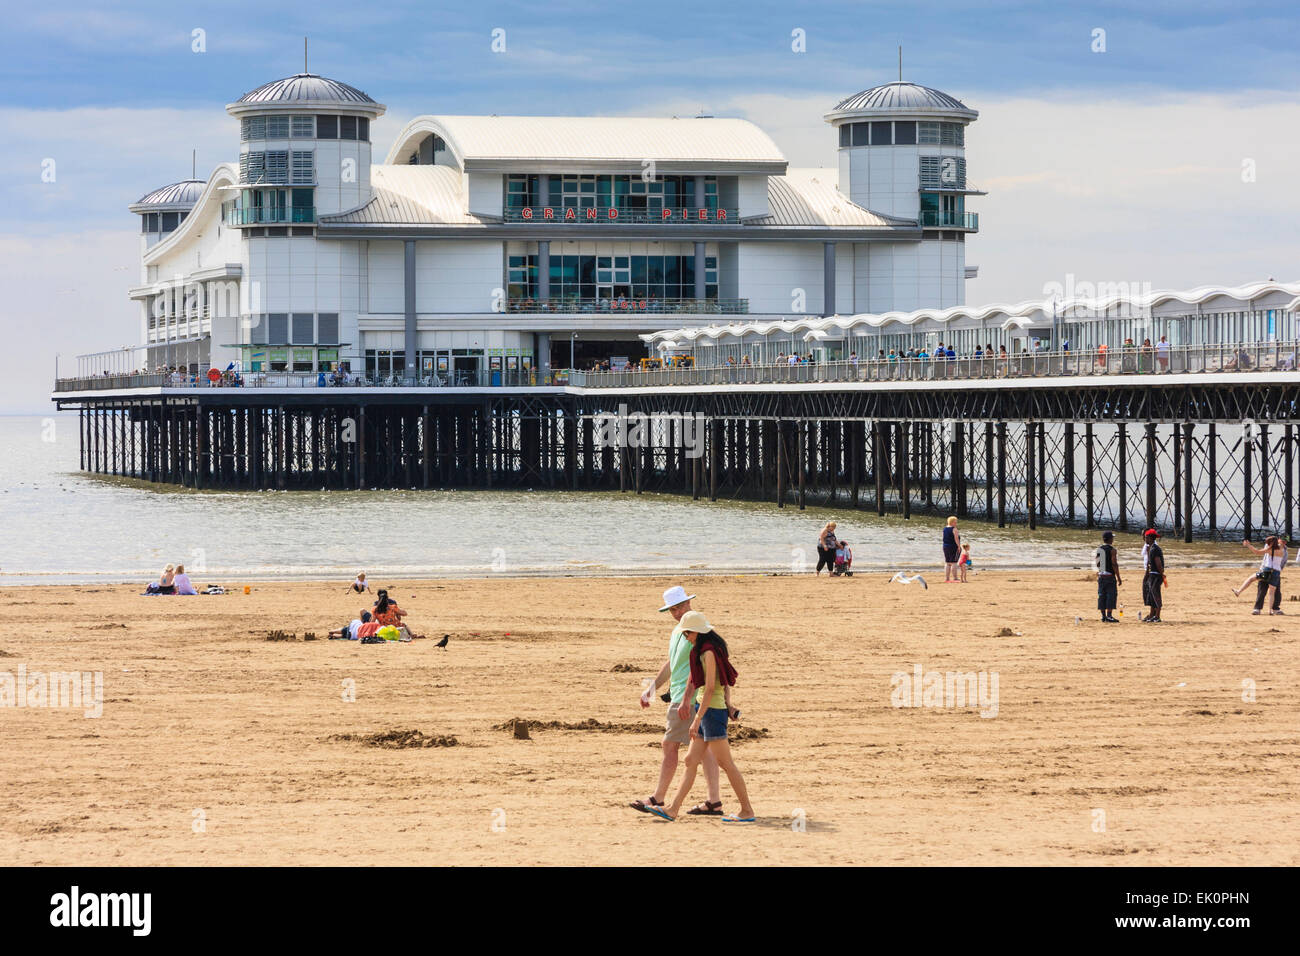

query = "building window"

[
  {"left": 919, "top": 121, "right": 964, "bottom": 146},
  {"left": 291, "top": 151, "right": 314, "bottom": 184},
  {"left": 292, "top": 313, "right": 314, "bottom": 344},
  {"left": 241, "top": 117, "right": 264, "bottom": 141},
  {"left": 263, "top": 115, "right": 290, "bottom": 138},
  {"left": 267, "top": 314, "right": 289, "bottom": 344},
  {"left": 919, "top": 156, "right": 966, "bottom": 189},
  {"left": 894, "top": 121, "right": 917, "bottom": 145},
  {"left": 358, "top": 117, "right": 369, "bottom": 141},
  {"left": 870, "top": 121, "right": 892, "bottom": 145},
  {"left": 340, "top": 116, "right": 357, "bottom": 140},
  {"left": 317, "top": 313, "right": 339, "bottom": 343},
  {"left": 317, "top": 115, "right": 337, "bottom": 139},
  {"left": 291, "top": 115, "right": 314, "bottom": 138},
  {"left": 160, "top": 212, "right": 179, "bottom": 231},
  {"left": 851, "top": 123, "right": 869, "bottom": 147}
]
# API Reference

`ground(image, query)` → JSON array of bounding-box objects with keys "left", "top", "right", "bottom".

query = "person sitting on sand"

[
  {"left": 330, "top": 610, "right": 372, "bottom": 640},
  {"left": 371, "top": 589, "right": 425, "bottom": 640},
  {"left": 350, "top": 572, "right": 370, "bottom": 594},
  {"left": 647, "top": 611, "right": 755, "bottom": 824},
  {"left": 958, "top": 542, "right": 972, "bottom": 583},
  {"left": 154, "top": 564, "right": 176, "bottom": 595},
  {"left": 833, "top": 541, "right": 853, "bottom": 577},
  {"left": 172, "top": 564, "right": 198, "bottom": 595}
]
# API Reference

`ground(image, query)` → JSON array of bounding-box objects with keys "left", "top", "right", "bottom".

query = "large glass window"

[
  {"left": 870, "top": 121, "right": 893, "bottom": 145},
  {"left": 538, "top": 174, "right": 716, "bottom": 214},
  {"left": 894, "top": 121, "right": 917, "bottom": 145},
  {"left": 291, "top": 115, "right": 314, "bottom": 138},
  {"left": 264, "top": 115, "right": 290, "bottom": 138},
  {"left": 317, "top": 115, "right": 337, "bottom": 139}
]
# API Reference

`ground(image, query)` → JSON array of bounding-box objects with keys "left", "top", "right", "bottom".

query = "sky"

[{"left": 2, "top": 0, "right": 1298, "bottom": 411}]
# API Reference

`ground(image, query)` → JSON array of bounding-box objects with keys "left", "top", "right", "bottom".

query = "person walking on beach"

[
  {"left": 631, "top": 586, "right": 723, "bottom": 817},
  {"left": 1142, "top": 529, "right": 1165, "bottom": 622},
  {"left": 816, "top": 522, "right": 838, "bottom": 577},
  {"left": 647, "top": 610, "right": 755, "bottom": 824},
  {"left": 943, "top": 516, "right": 961, "bottom": 582},
  {"left": 1094, "top": 531, "right": 1121, "bottom": 622},
  {"left": 1234, "top": 535, "right": 1287, "bottom": 615}
]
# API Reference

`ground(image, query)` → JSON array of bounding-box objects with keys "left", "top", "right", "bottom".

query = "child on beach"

[
  {"left": 958, "top": 543, "right": 972, "bottom": 582},
  {"left": 833, "top": 541, "right": 853, "bottom": 577},
  {"left": 349, "top": 572, "right": 370, "bottom": 594}
]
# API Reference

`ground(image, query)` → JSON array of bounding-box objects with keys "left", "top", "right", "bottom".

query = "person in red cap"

[{"left": 1142, "top": 529, "right": 1165, "bottom": 622}]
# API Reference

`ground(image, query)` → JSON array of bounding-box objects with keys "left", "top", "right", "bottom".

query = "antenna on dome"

[
  {"left": 192, "top": 149, "right": 196, "bottom": 179},
  {"left": 898, "top": 46, "right": 903, "bottom": 81},
  {"left": 304, "top": 37, "right": 309, "bottom": 74}
]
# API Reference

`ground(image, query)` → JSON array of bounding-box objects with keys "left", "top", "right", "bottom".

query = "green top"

[{"left": 668, "top": 622, "right": 691, "bottom": 704}]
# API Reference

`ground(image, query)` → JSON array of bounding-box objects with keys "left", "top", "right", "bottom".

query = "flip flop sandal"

[
  {"left": 646, "top": 806, "right": 676, "bottom": 822},
  {"left": 687, "top": 801, "right": 724, "bottom": 816},
  {"left": 629, "top": 797, "right": 664, "bottom": 813},
  {"left": 720, "top": 815, "right": 756, "bottom": 824}
]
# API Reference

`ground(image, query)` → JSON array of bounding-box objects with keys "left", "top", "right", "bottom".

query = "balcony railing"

[
  {"left": 919, "top": 210, "right": 978, "bottom": 230},
  {"left": 506, "top": 297, "right": 748, "bottom": 315},
  {"left": 567, "top": 342, "right": 1299, "bottom": 387},
  {"left": 224, "top": 206, "right": 316, "bottom": 226},
  {"left": 502, "top": 207, "right": 739, "bottom": 225}
]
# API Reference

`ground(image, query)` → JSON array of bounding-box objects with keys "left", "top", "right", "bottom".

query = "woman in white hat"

[{"left": 647, "top": 610, "right": 754, "bottom": 824}]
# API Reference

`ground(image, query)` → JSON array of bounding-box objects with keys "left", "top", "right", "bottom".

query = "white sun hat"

[{"left": 658, "top": 585, "right": 697, "bottom": 612}]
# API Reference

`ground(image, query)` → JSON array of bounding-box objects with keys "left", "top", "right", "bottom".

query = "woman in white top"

[
  {"left": 172, "top": 564, "right": 198, "bottom": 595},
  {"left": 1232, "top": 536, "right": 1285, "bottom": 614}
]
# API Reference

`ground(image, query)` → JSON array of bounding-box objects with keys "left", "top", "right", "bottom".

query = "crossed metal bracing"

[{"left": 65, "top": 381, "right": 1300, "bottom": 539}]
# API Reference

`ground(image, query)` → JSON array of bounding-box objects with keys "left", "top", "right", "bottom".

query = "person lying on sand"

[{"left": 330, "top": 610, "right": 372, "bottom": 640}]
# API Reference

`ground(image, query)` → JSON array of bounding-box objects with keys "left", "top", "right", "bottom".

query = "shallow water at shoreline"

[{"left": 0, "top": 415, "right": 1265, "bottom": 585}]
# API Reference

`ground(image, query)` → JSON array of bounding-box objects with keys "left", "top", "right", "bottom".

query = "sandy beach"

[{"left": 1, "top": 569, "right": 1296, "bottom": 866}]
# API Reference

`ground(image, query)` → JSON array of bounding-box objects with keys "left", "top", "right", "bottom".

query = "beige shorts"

[{"left": 663, "top": 701, "right": 691, "bottom": 746}]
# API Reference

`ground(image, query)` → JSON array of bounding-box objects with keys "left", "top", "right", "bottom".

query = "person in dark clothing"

[
  {"left": 1095, "top": 531, "right": 1122, "bottom": 622},
  {"left": 815, "top": 522, "right": 838, "bottom": 577},
  {"left": 1142, "top": 529, "right": 1165, "bottom": 622}
]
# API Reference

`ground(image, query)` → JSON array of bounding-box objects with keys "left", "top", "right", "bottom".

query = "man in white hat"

[{"left": 629, "top": 585, "right": 723, "bottom": 815}]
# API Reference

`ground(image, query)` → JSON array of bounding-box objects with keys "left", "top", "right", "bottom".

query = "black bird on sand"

[{"left": 435, "top": 634, "right": 449, "bottom": 650}]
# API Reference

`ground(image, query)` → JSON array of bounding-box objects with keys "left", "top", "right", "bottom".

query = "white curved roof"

[
  {"left": 643, "top": 280, "right": 1300, "bottom": 344},
  {"left": 750, "top": 169, "right": 911, "bottom": 228},
  {"left": 140, "top": 164, "right": 239, "bottom": 266},
  {"left": 320, "top": 165, "right": 490, "bottom": 225},
  {"left": 386, "top": 115, "right": 787, "bottom": 172}
]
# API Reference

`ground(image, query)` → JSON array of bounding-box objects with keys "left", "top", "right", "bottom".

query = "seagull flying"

[{"left": 889, "top": 572, "right": 928, "bottom": 589}]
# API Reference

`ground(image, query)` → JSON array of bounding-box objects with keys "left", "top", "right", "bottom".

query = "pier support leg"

[
  {"left": 1145, "top": 422, "right": 1157, "bottom": 530},
  {"left": 996, "top": 421, "right": 1007, "bottom": 528},
  {"left": 1118, "top": 423, "right": 1128, "bottom": 532},
  {"left": 1065, "top": 422, "right": 1075, "bottom": 524},
  {"left": 1183, "top": 422, "right": 1195, "bottom": 543},
  {"left": 1085, "top": 423, "right": 1094, "bottom": 528},
  {"left": 1026, "top": 421, "right": 1036, "bottom": 530}
]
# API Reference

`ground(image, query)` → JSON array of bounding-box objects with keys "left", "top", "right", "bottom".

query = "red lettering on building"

[
  {"left": 697, "top": 208, "right": 707, "bottom": 220},
  {"left": 716, "top": 208, "right": 727, "bottom": 221},
  {"left": 608, "top": 208, "right": 619, "bottom": 220},
  {"left": 564, "top": 207, "right": 576, "bottom": 220},
  {"left": 521, "top": 207, "right": 533, "bottom": 220},
  {"left": 586, "top": 207, "right": 598, "bottom": 220},
  {"left": 661, "top": 208, "right": 673, "bottom": 220},
  {"left": 543, "top": 207, "right": 554, "bottom": 219}
]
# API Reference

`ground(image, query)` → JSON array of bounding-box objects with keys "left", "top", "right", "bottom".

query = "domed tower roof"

[
  {"left": 226, "top": 73, "right": 386, "bottom": 117},
  {"left": 128, "top": 179, "right": 205, "bottom": 214},
  {"left": 825, "top": 81, "right": 977, "bottom": 123}
]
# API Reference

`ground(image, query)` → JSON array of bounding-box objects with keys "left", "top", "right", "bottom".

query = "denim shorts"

[
  {"left": 695, "top": 704, "right": 729, "bottom": 741},
  {"left": 1258, "top": 568, "right": 1281, "bottom": 587}
]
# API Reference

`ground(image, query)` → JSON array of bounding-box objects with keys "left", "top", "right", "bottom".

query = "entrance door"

[{"left": 453, "top": 355, "right": 480, "bottom": 386}]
